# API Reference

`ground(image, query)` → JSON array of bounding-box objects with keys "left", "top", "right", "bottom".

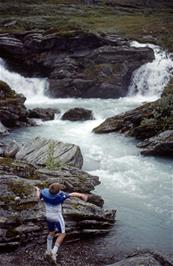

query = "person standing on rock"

[{"left": 34, "top": 183, "right": 88, "bottom": 264}]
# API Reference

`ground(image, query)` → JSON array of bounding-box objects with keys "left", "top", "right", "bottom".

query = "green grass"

[{"left": 0, "top": 1, "right": 173, "bottom": 50}]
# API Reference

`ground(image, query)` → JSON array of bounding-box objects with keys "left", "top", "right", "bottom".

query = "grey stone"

[
  {"left": 138, "top": 130, "right": 173, "bottom": 156},
  {"left": 61, "top": 107, "right": 94, "bottom": 121},
  {"left": 15, "top": 137, "right": 83, "bottom": 169},
  {"left": 0, "top": 121, "right": 9, "bottom": 136}
]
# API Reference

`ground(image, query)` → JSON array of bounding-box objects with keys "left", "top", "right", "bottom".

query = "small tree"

[{"left": 45, "top": 142, "right": 62, "bottom": 170}]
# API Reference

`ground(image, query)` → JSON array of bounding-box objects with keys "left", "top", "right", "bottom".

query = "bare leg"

[{"left": 55, "top": 232, "right": 66, "bottom": 246}]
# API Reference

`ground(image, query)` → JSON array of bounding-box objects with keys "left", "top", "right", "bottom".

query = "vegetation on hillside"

[{"left": 0, "top": 0, "right": 173, "bottom": 51}]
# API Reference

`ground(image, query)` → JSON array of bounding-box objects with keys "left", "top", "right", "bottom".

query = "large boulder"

[
  {"left": 0, "top": 32, "right": 154, "bottom": 98},
  {"left": 28, "top": 107, "right": 60, "bottom": 121},
  {"left": 15, "top": 137, "right": 83, "bottom": 169},
  {"left": 2, "top": 140, "right": 20, "bottom": 158},
  {"left": 0, "top": 80, "right": 29, "bottom": 128},
  {"left": 62, "top": 107, "right": 94, "bottom": 121}
]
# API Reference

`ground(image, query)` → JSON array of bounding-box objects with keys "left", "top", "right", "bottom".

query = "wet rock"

[
  {"left": 93, "top": 104, "right": 148, "bottom": 135},
  {"left": 0, "top": 156, "right": 99, "bottom": 192},
  {"left": 0, "top": 31, "right": 154, "bottom": 99},
  {"left": 62, "top": 107, "right": 94, "bottom": 121},
  {"left": 93, "top": 94, "right": 173, "bottom": 141},
  {"left": 0, "top": 121, "right": 9, "bottom": 136},
  {"left": 28, "top": 107, "right": 60, "bottom": 121},
  {"left": 0, "top": 80, "right": 29, "bottom": 128},
  {"left": 3, "top": 140, "right": 20, "bottom": 158},
  {"left": 48, "top": 45, "right": 154, "bottom": 98},
  {"left": 108, "top": 251, "right": 173, "bottom": 266},
  {"left": 137, "top": 130, "right": 173, "bottom": 156},
  {"left": 87, "top": 193, "right": 104, "bottom": 207},
  {"left": 15, "top": 137, "right": 83, "bottom": 169},
  {"left": 35, "top": 166, "right": 100, "bottom": 193}
]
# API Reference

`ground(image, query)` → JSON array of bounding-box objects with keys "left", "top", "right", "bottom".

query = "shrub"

[{"left": 45, "top": 142, "right": 62, "bottom": 170}]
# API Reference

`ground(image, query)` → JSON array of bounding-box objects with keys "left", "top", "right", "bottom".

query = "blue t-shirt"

[{"left": 40, "top": 188, "right": 70, "bottom": 220}]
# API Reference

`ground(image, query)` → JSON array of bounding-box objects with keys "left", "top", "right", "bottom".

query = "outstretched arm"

[
  {"left": 69, "top": 192, "right": 88, "bottom": 201},
  {"left": 34, "top": 186, "right": 40, "bottom": 200}
]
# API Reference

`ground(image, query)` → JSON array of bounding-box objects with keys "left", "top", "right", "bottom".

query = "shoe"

[
  {"left": 51, "top": 252, "right": 57, "bottom": 265},
  {"left": 44, "top": 250, "right": 52, "bottom": 257},
  {"left": 46, "top": 251, "right": 57, "bottom": 266}
]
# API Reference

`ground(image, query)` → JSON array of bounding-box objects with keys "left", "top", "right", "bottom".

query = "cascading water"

[
  {"left": 0, "top": 58, "right": 49, "bottom": 104},
  {"left": 1, "top": 44, "right": 173, "bottom": 256},
  {"left": 128, "top": 41, "right": 173, "bottom": 98}
]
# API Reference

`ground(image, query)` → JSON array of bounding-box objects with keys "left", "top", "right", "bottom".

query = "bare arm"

[
  {"left": 69, "top": 192, "right": 88, "bottom": 201},
  {"left": 34, "top": 186, "right": 40, "bottom": 200}
]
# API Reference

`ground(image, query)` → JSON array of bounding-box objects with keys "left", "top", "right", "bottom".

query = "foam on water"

[
  {"left": 0, "top": 58, "right": 49, "bottom": 104},
  {"left": 128, "top": 41, "right": 173, "bottom": 98}
]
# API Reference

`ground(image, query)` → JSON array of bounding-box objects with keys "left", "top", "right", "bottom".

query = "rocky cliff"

[
  {"left": 0, "top": 31, "right": 154, "bottom": 98},
  {"left": 0, "top": 80, "right": 32, "bottom": 133}
]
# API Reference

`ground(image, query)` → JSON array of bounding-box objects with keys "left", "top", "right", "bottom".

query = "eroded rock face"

[
  {"left": 0, "top": 31, "right": 154, "bottom": 99},
  {"left": 0, "top": 80, "right": 30, "bottom": 128},
  {"left": 15, "top": 137, "right": 83, "bottom": 169},
  {"left": 0, "top": 156, "right": 116, "bottom": 251},
  {"left": 62, "top": 107, "right": 94, "bottom": 121}
]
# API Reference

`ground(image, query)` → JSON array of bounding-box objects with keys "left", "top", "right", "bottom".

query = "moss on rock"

[
  {"left": 0, "top": 80, "right": 17, "bottom": 99},
  {"left": 7, "top": 181, "right": 33, "bottom": 198},
  {"left": 162, "top": 78, "right": 173, "bottom": 97}
]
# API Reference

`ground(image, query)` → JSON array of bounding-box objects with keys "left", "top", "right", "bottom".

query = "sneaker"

[
  {"left": 46, "top": 251, "right": 57, "bottom": 266},
  {"left": 51, "top": 252, "right": 57, "bottom": 264},
  {"left": 44, "top": 250, "right": 52, "bottom": 257}
]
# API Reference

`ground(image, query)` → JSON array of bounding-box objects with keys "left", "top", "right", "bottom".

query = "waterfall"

[
  {"left": 0, "top": 58, "right": 49, "bottom": 104},
  {"left": 1, "top": 41, "right": 173, "bottom": 104},
  {"left": 128, "top": 41, "right": 173, "bottom": 98}
]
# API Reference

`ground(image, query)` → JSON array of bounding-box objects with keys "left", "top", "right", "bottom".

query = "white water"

[
  {"left": 0, "top": 58, "right": 48, "bottom": 104},
  {"left": 0, "top": 43, "right": 173, "bottom": 255},
  {"left": 128, "top": 42, "right": 173, "bottom": 98}
]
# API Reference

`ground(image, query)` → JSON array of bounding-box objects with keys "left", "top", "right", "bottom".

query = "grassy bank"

[{"left": 0, "top": 1, "right": 173, "bottom": 50}]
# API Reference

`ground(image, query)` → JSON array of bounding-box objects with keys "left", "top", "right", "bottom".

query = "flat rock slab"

[{"left": 15, "top": 137, "right": 83, "bottom": 169}]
